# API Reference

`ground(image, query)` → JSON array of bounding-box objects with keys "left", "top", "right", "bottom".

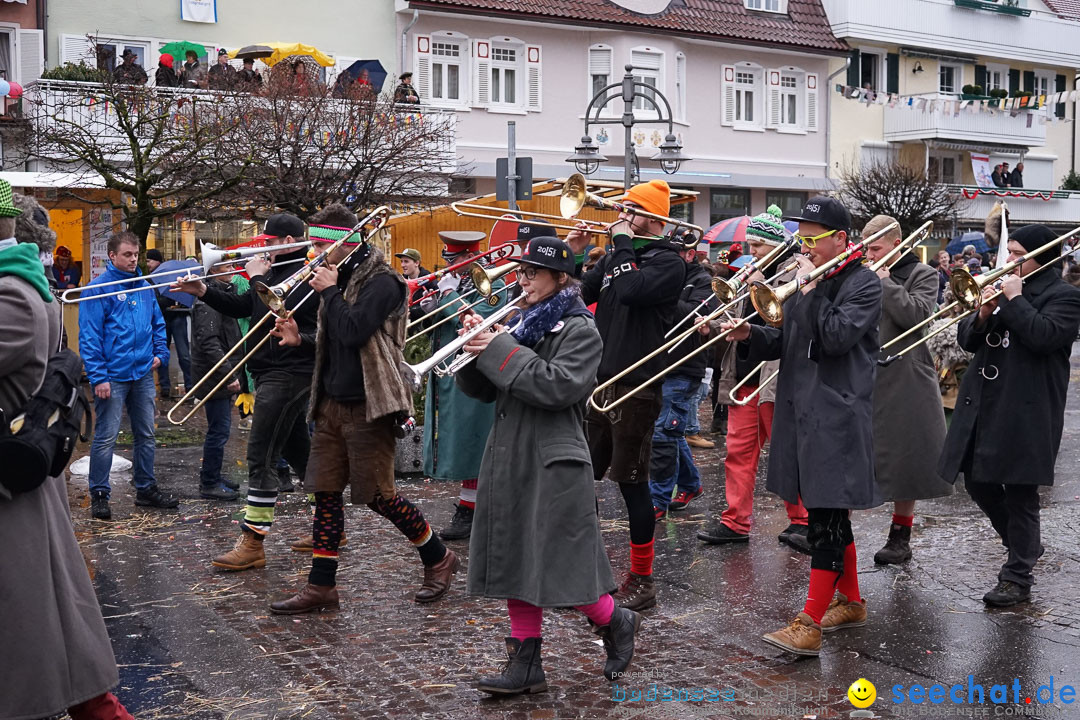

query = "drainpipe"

[
  {"left": 401, "top": 8, "right": 419, "bottom": 80},
  {"left": 38, "top": 0, "right": 47, "bottom": 65},
  {"left": 824, "top": 56, "right": 852, "bottom": 184}
]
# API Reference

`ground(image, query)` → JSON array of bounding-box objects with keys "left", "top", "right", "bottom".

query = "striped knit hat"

[{"left": 746, "top": 205, "right": 787, "bottom": 246}]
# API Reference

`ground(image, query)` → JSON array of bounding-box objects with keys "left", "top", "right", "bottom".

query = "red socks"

[
  {"left": 630, "top": 540, "right": 654, "bottom": 577},
  {"left": 892, "top": 513, "right": 914, "bottom": 528},
  {"left": 836, "top": 542, "right": 861, "bottom": 603},
  {"left": 803, "top": 568, "right": 840, "bottom": 623}
]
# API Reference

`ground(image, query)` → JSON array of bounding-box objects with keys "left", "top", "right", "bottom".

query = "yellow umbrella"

[{"left": 227, "top": 42, "right": 335, "bottom": 68}]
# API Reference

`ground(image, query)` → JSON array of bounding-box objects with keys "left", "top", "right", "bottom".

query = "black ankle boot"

[
  {"left": 476, "top": 637, "right": 547, "bottom": 696},
  {"left": 592, "top": 605, "right": 643, "bottom": 681},
  {"left": 874, "top": 524, "right": 912, "bottom": 565}
]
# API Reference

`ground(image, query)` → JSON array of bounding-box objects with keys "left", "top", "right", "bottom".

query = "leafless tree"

[{"left": 837, "top": 161, "right": 967, "bottom": 237}]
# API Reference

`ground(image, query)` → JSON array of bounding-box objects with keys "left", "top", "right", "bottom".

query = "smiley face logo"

[{"left": 848, "top": 678, "right": 877, "bottom": 708}]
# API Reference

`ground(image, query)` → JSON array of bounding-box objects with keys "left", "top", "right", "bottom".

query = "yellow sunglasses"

[{"left": 794, "top": 229, "right": 838, "bottom": 249}]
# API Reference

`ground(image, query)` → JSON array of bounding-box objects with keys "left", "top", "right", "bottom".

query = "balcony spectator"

[
  {"left": 182, "top": 50, "right": 207, "bottom": 89},
  {"left": 991, "top": 164, "right": 1006, "bottom": 188},
  {"left": 52, "top": 245, "right": 80, "bottom": 289},
  {"left": 237, "top": 58, "right": 263, "bottom": 91},
  {"left": 208, "top": 49, "right": 236, "bottom": 91},
  {"left": 155, "top": 54, "right": 179, "bottom": 88},
  {"left": 1000, "top": 162, "right": 1012, "bottom": 187},
  {"left": 113, "top": 49, "right": 147, "bottom": 86},
  {"left": 393, "top": 72, "right": 420, "bottom": 105},
  {"left": 1010, "top": 162, "right": 1024, "bottom": 188}
]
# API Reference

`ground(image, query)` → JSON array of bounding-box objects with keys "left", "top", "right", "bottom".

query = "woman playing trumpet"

[{"left": 453, "top": 236, "right": 641, "bottom": 696}]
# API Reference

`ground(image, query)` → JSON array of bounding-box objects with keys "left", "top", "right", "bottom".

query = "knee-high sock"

[
  {"left": 835, "top": 542, "right": 861, "bottom": 603},
  {"left": 241, "top": 488, "right": 278, "bottom": 536},
  {"left": 803, "top": 568, "right": 841, "bottom": 624},
  {"left": 309, "top": 491, "right": 344, "bottom": 587},
  {"left": 369, "top": 494, "right": 447, "bottom": 567},
  {"left": 459, "top": 477, "right": 478, "bottom": 509},
  {"left": 575, "top": 593, "right": 615, "bottom": 626},
  {"left": 507, "top": 598, "right": 543, "bottom": 640},
  {"left": 620, "top": 482, "right": 655, "bottom": 575}
]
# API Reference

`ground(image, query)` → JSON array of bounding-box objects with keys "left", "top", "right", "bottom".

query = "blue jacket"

[{"left": 78, "top": 262, "right": 168, "bottom": 385}]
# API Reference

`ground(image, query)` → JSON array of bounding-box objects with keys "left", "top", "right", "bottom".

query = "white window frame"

[
  {"left": 630, "top": 46, "right": 664, "bottom": 120},
  {"left": 744, "top": 0, "right": 788, "bottom": 12},
  {"left": 858, "top": 48, "right": 886, "bottom": 94},
  {"left": 938, "top": 62, "right": 961, "bottom": 95},
  {"left": 779, "top": 70, "right": 801, "bottom": 130},
  {"left": 675, "top": 52, "right": 687, "bottom": 123},
  {"left": 487, "top": 39, "right": 524, "bottom": 110},
  {"left": 588, "top": 43, "right": 614, "bottom": 115},
  {"left": 985, "top": 63, "right": 1008, "bottom": 93},
  {"left": 1034, "top": 69, "right": 1054, "bottom": 108},
  {"left": 0, "top": 25, "right": 16, "bottom": 82},
  {"left": 91, "top": 36, "right": 152, "bottom": 74},
  {"left": 723, "top": 62, "right": 764, "bottom": 131},
  {"left": 432, "top": 34, "right": 466, "bottom": 105}
]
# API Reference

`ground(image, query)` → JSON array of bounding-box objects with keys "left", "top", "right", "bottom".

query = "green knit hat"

[
  {"left": 0, "top": 179, "right": 22, "bottom": 218},
  {"left": 746, "top": 204, "right": 786, "bottom": 246}
]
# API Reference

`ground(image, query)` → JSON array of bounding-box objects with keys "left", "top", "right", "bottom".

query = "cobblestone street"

[{"left": 66, "top": 354, "right": 1080, "bottom": 720}]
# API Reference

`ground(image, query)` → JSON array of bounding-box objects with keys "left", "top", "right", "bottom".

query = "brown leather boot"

[
  {"left": 415, "top": 549, "right": 459, "bottom": 603},
  {"left": 290, "top": 534, "right": 349, "bottom": 553},
  {"left": 613, "top": 572, "right": 656, "bottom": 611},
  {"left": 821, "top": 592, "right": 868, "bottom": 633},
  {"left": 762, "top": 612, "right": 822, "bottom": 656},
  {"left": 269, "top": 583, "right": 340, "bottom": 615},
  {"left": 211, "top": 531, "right": 266, "bottom": 571}
]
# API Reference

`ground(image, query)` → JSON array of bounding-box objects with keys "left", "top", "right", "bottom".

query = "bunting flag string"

[
  {"left": 961, "top": 188, "right": 1059, "bottom": 201},
  {"left": 835, "top": 84, "right": 1077, "bottom": 123}
]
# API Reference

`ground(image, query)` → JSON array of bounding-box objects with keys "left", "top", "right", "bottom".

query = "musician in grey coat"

[{"left": 863, "top": 216, "right": 951, "bottom": 567}]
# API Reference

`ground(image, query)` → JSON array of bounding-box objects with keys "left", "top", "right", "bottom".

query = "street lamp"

[{"left": 567, "top": 64, "right": 690, "bottom": 190}]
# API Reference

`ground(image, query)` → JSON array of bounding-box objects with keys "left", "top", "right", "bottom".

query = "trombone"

[
  {"left": 728, "top": 361, "right": 779, "bottom": 406},
  {"left": 405, "top": 281, "right": 518, "bottom": 344},
  {"left": 167, "top": 207, "right": 391, "bottom": 425},
  {"left": 560, "top": 173, "right": 704, "bottom": 239},
  {"left": 450, "top": 201, "right": 611, "bottom": 236},
  {"left": 878, "top": 226, "right": 1080, "bottom": 367}
]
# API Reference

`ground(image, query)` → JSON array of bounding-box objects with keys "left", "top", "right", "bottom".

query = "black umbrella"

[{"left": 232, "top": 44, "right": 274, "bottom": 61}]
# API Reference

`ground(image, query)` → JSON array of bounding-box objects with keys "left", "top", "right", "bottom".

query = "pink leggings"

[{"left": 507, "top": 595, "right": 615, "bottom": 640}]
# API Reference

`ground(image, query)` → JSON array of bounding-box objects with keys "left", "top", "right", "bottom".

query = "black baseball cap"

[
  {"left": 517, "top": 220, "right": 558, "bottom": 243},
  {"left": 786, "top": 196, "right": 852, "bottom": 233},
  {"left": 254, "top": 213, "right": 305, "bottom": 241},
  {"left": 518, "top": 237, "right": 576, "bottom": 275}
]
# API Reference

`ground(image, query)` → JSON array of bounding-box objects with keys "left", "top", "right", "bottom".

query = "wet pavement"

[{"left": 65, "top": 353, "right": 1080, "bottom": 719}]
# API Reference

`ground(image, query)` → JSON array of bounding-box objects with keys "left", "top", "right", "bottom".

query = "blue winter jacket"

[{"left": 78, "top": 262, "right": 169, "bottom": 386}]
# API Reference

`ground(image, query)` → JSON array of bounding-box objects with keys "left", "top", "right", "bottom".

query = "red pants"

[
  {"left": 68, "top": 693, "right": 133, "bottom": 720},
  {"left": 720, "top": 387, "right": 807, "bottom": 534}
]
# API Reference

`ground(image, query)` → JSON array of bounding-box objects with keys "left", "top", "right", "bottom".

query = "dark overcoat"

[
  {"left": 938, "top": 267, "right": 1080, "bottom": 486},
  {"left": 739, "top": 261, "right": 883, "bottom": 510},
  {"left": 456, "top": 314, "right": 617, "bottom": 606}
]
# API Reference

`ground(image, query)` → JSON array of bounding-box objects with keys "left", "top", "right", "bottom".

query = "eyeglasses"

[
  {"left": 520, "top": 267, "right": 543, "bottom": 280},
  {"left": 794, "top": 229, "right": 838, "bottom": 249}
]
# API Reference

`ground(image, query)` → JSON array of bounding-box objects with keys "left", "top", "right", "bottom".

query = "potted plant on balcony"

[{"left": 961, "top": 84, "right": 987, "bottom": 101}]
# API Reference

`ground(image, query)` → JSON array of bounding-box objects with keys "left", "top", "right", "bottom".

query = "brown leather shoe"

[
  {"left": 290, "top": 534, "right": 349, "bottom": 553},
  {"left": 269, "top": 583, "right": 340, "bottom": 615},
  {"left": 613, "top": 572, "right": 657, "bottom": 611},
  {"left": 762, "top": 612, "right": 822, "bottom": 656},
  {"left": 415, "top": 549, "right": 459, "bottom": 603},
  {"left": 211, "top": 532, "right": 266, "bottom": 571},
  {"left": 685, "top": 433, "right": 715, "bottom": 449},
  {"left": 821, "top": 592, "right": 867, "bottom": 633}
]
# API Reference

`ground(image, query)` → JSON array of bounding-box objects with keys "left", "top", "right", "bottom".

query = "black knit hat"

[
  {"left": 1012, "top": 224, "right": 1058, "bottom": 265},
  {"left": 146, "top": 248, "right": 165, "bottom": 262}
]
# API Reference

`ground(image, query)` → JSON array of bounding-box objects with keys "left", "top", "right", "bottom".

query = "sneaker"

[
  {"left": 134, "top": 485, "right": 179, "bottom": 509},
  {"left": 237, "top": 417, "right": 253, "bottom": 431},
  {"left": 91, "top": 491, "right": 112, "bottom": 520},
  {"left": 820, "top": 592, "right": 868, "bottom": 633},
  {"left": 654, "top": 506, "right": 666, "bottom": 522},
  {"left": 762, "top": 612, "right": 822, "bottom": 656},
  {"left": 669, "top": 487, "right": 704, "bottom": 512},
  {"left": 685, "top": 434, "right": 715, "bottom": 449},
  {"left": 697, "top": 522, "right": 749, "bottom": 544},
  {"left": 983, "top": 580, "right": 1030, "bottom": 607},
  {"left": 440, "top": 503, "right": 474, "bottom": 541},
  {"left": 779, "top": 523, "right": 811, "bottom": 555},
  {"left": 200, "top": 483, "right": 239, "bottom": 501},
  {"left": 613, "top": 572, "right": 656, "bottom": 611}
]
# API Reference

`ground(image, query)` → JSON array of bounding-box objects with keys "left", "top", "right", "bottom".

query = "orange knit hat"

[{"left": 622, "top": 179, "right": 671, "bottom": 218}]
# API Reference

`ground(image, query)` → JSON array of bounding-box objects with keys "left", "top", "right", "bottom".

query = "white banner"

[
  {"left": 181, "top": 0, "right": 217, "bottom": 23},
  {"left": 971, "top": 153, "right": 994, "bottom": 189}
]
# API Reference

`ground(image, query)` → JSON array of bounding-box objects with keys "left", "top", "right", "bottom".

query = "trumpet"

[
  {"left": 167, "top": 207, "right": 391, "bottom": 425},
  {"left": 560, "top": 173, "right": 704, "bottom": 239},
  {"left": 404, "top": 298, "right": 526, "bottom": 387}
]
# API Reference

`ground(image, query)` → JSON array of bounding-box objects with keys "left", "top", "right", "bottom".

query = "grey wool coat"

[
  {"left": 455, "top": 313, "right": 617, "bottom": 607},
  {"left": 739, "top": 262, "right": 884, "bottom": 510},
  {"left": 0, "top": 276, "right": 120, "bottom": 719},
  {"left": 873, "top": 259, "right": 952, "bottom": 501},
  {"left": 939, "top": 267, "right": 1080, "bottom": 487}
]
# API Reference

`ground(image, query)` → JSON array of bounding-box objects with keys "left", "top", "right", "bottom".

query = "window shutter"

[
  {"left": 415, "top": 35, "right": 431, "bottom": 100},
  {"left": 1056, "top": 73, "right": 1066, "bottom": 119},
  {"left": 887, "top": 53, "right": 900, "bottom": 95},
  {"left": 588, "top": 46, "right": 611, "bottom": 77},
  {"left": 721, "top": 65, "right": 735, "bottom": 127},
  {"left": 17, "top": 29, "right": 44, "bottom": 84},
  {"left": 526, "top": 46, "right": 542, "bottom": 111},
  {"left": 766, "top": 69, "right": 780, "bottom": 129},
  {"left": 1023, "top": 70, "right": 1034, "bottom": 94},
  {"left": 846, "top": 49, "right": 860, "bottom": 87},
  {"left": 805, "top": 73, "right": 819, "bottom": 132},
  {"left": 675, "top": 53, "right": 686, "bottom": 122},
  {"left": 60, "top": 33, "right": 95, "bottom": 66},
  {"left": 631, "top": 49, "right": 662, "bottom": 71},
  {"left": 472, "top": 39, "right": 490, "bottom": 106},
  {"left": 975, "top": 64, "right": 987, "bottom": 92},
  {"left": 1008, "top": 68, "right": 1020, "bottom": 95}
]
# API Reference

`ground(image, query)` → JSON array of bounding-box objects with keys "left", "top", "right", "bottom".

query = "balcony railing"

[
  {"left": 884, "top": 94, "right": 1046, "bottom": 147},
  {"left": 945, "top": 184, "right": 1080, "bottom": 225}
]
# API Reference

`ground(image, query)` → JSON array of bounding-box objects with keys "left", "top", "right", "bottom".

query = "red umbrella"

[{"left": 703, "top": 215, "right": 751, "bottom": 246}]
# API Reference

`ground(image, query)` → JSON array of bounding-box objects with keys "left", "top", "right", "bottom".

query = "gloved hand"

[
  {"left": 437, "top": 273, "right": 461, "bottom": 295},
  {"left": 234, "top": 392, "right": 254, "bottom": 415}
]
